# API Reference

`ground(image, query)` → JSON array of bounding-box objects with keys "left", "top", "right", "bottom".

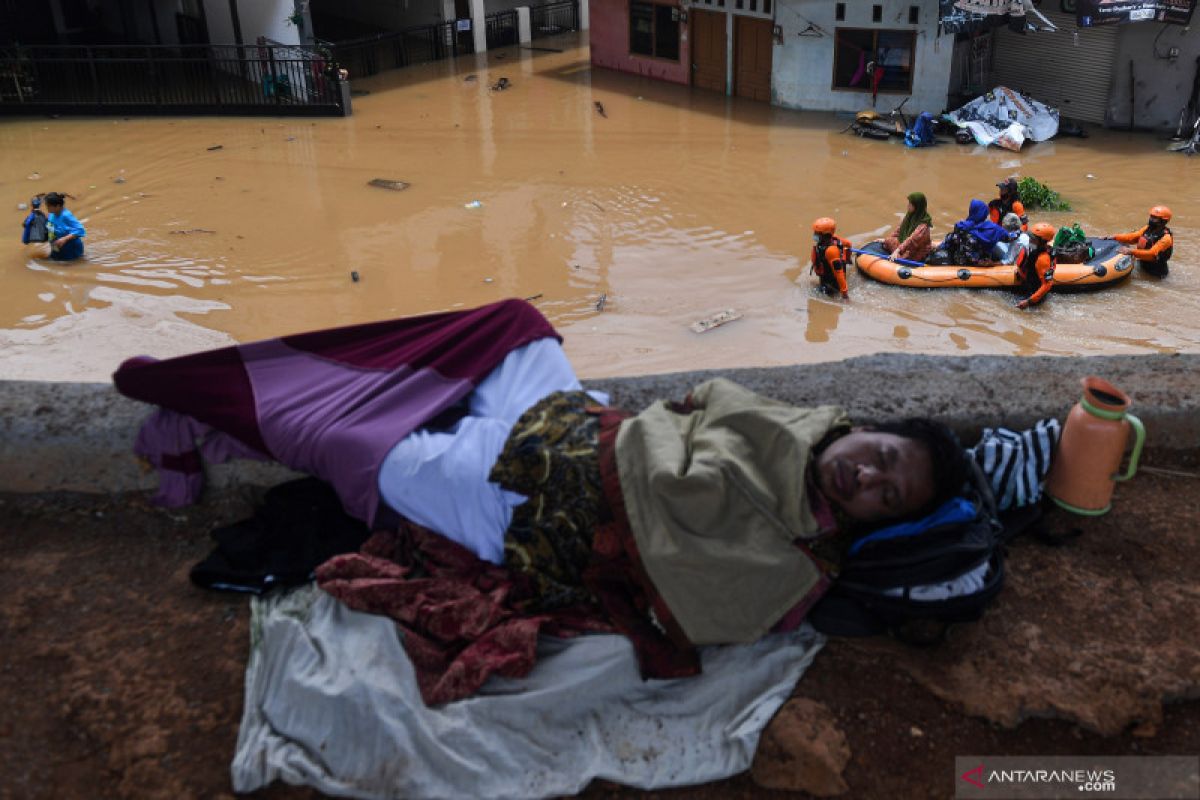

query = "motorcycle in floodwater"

[
  {"left": 1167, "top": 115, "right": 1200, "bottom": 155},
  {"left": 847, "top": 97, "right": 909, "bottom": 140}
]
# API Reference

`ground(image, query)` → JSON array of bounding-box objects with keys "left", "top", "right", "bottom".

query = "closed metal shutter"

[{"left": 990, "top": 9, "right": 1118, "bottom": 124}]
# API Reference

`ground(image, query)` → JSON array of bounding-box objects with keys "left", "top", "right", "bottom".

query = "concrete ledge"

[{"left": 2, "top": 353, "right": 1197, "bottom": 495}]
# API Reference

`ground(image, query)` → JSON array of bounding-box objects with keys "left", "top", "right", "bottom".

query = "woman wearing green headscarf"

[{"left": 883, "top": 192, "right": 934, "bottom": 262}]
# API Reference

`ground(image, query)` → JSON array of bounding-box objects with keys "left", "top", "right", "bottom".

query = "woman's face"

[
  {"left": 907, "top": 200, "right": 915, "bottom": 214},
  {"left": 814, "top": 430, "right": 936, "bottom": 523}
]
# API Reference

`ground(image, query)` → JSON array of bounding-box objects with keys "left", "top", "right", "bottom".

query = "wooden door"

[
  {"left": 690, "top": 9, "right": 726, "bottom": 94},
  {"left": 734, "top": 16, "right": 773, "bottom": 102}
]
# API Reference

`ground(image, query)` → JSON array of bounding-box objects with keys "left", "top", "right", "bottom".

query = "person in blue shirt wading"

[{"left": 44, "top": 192, "right": 86, "bottom": 261}]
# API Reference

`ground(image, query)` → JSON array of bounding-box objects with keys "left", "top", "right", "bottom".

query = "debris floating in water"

[
  {"left": 206, "top": 145, "right": 224, "bottom": 151},
  {"left": 594, "top": 101, "right": 607, "bottom": 118},
  {"left": 690, "top": 309, "right": 742, "bottom": 334},
  {"left": 484, "top": 277, "right": 494, "bottom": 283},
  {"left": 368, "top": 178, "right": 410, "bottom": 191},
  {"left": 464, "top": 74, "right": 477, "bottom": 82},
  {"left": 524, "top": 293, "right": 543, "bottom": 301},
  {"left": 1086, "top": 174, "right": 1097, "bottom": 180},
  {"left": 114, "top": 176, "right": 126, "bottom": 184},
  {"left": 595, "top": 293, "right": 607, "bottom": 312},
  {"left": 169, "top": 228, "right": 216, "bottom": 235},
  {"left": 464, "top": 200, "right": 483, "bottom": 209},
  {"left": 27, "top": 172, "right": 41, "bottom": 180},
  {"left": 350, "top": 271, "right": 360, "bottom": 282},
  {"left": 491, "top": 77, "right": 511, "bottom": 91}
]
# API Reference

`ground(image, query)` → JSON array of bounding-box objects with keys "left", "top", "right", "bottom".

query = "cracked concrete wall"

[{"left": 2, "top": 352, "right": 1196, "bottom": 495}]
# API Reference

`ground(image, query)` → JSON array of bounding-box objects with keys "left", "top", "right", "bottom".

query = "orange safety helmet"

[
  {"left": 812, "top": 217, "right": 838, "bottom": 235},
  {"left": 1149, "top": 205, "right": 1173, "bottom": 222},
  {"left": 1029, "top": 222, "right": 1057, "bottom": 242}
]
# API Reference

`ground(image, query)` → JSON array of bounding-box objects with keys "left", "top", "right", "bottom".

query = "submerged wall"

[
  {"left": 1110, "top": 23, "right": 1200, "bottom": 132},
  {"left": 590, "top": 0, "right": 690, "bottom": 86},
  {"left": 2, "top": 353, "right": 1196, "bottom": 497},
  {"left": 772, "top": 0, "right": 954, "bottom": 115}
]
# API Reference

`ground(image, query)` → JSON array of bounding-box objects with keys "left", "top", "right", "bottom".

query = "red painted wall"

[{"left": 589, "top": 0, "right": 690, "bottom": 86}]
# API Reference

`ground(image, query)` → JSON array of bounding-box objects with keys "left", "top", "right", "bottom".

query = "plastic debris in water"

[
  {"left": 368, "top": 178, "right": 410, "bottom": 191},
  {"left": 465, "top": 200, "right": 483, "bottom": 209},
  {"left": 351, "top": 271, "right": 360, "bottom": 282},
  {"left": 1086, "top": 174, "right": 1096, "bottom": 180},
  {"left": 690, "top": 309, "right": 742, "bottom": 334}
]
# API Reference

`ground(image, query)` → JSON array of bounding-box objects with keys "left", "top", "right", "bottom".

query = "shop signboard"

[{"left": 1066, "top": 0, "right": 1197, "bottom": 26}]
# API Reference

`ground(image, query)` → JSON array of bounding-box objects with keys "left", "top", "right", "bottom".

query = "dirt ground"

[{"left": 1, "top": 461, "right": 1198, "bottom": 800}]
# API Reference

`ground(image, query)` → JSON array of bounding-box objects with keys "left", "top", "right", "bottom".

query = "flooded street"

[{"left": 2, "top": 32, "right": 1198, "bottom": 382}]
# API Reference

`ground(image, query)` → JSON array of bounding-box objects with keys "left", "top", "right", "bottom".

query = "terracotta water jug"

[{"left": 1044, "top": 376, "right": 1145, "bottom": 516}]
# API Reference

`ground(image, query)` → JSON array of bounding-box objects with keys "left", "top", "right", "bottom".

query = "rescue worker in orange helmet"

[
  {"left": 1106, "top": 205, "right": 1174, "bottom": 278},
  {"left": 988, "top": 178, "right": 1029, "bottom": 231},
  {"left": 1014, "top": 222, "right": 1056, "bottom": 310},
  {"left": 810, "top": 217, "right": 850, "bottom": 300}
]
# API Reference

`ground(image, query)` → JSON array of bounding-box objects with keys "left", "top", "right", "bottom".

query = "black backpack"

[{"left": 809, "top": 461, "right": 1031, "bottom": 644}]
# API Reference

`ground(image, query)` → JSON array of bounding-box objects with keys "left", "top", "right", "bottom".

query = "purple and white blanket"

[{"left": 113, "top": 299, "right": 558, "bottom": 524}]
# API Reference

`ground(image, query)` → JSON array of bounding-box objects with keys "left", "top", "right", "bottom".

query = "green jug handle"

[{"left": 1113, "top": 413, "right": 1145, "bottom": 482}]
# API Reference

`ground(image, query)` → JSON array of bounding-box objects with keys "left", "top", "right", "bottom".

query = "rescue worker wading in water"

[
  {"left": 810, "top": 217, "right": 850, "bottom": 300},
  {"left": 1108, "top": 205, "right": 1174, "bottom": 278},
  {"left": 1014, "top": 221, "right": 1056, "bottom": 310},
  {"left": 989, "top": 178, "right": 1028, "bottom": 231}
]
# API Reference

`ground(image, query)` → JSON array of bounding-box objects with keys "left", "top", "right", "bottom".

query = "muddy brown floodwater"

[{"left": 2, "top": 33, "right": 1198, "bottom": 382}]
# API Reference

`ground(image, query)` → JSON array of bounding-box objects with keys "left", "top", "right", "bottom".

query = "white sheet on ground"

[
  {"left": 232, "top": 585, "right": 824, "bottom": 800},
  {"left": 945, "top": 86, "right": 1060, "bottom": 151}
]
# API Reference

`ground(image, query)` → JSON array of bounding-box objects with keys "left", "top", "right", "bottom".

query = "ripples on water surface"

[{"left": 2, "top": 32, "right": 1198, "bottom": 381}]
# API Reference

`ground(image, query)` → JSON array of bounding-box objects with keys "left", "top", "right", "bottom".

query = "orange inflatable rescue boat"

[{"left": 854, "top": 238, "right": 1133, "bottom": 291}]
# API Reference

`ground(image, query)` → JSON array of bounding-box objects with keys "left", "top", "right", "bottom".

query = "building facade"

[
  {"left": 772, "top": 0, "right": 953, "bottom": 113},
  {"left": 588, "top": 0, "right": 955, "bottom": 114}
]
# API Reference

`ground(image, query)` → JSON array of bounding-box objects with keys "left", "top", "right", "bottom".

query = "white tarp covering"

[
  {"left": 232, "top": 585, "right": 825, "bottom": 800},
  {"left": 945, "top": 86, "right": 1060, "bottom": 151}
]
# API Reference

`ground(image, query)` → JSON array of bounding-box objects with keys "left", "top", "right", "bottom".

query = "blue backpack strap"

[{"left": 847, "top": 496, "right": 977, "bottom": 556}]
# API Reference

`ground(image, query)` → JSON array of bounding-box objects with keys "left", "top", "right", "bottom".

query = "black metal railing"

[
  {"left": 322, "top": 20, "right": 473, "bottom": 79},
  {"left": 0, "top": 44, "right": 345, "bottom": 116},
  {"left": 530, "top": 1, "right": 580, "bottom": 38},
  {"left": 485, "top": 9, "right": 519, "bottom": 50}
]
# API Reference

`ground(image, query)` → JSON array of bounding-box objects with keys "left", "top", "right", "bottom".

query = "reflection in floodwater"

[
  {"left": 1, "top": 32, "right": 1198, "bottom": 382},
  {"left": 805, "top": 296, "right": 843, "bottom": 344}
]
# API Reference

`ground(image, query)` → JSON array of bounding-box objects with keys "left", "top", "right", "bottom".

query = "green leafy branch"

[{"left": 1017, "top": 176, "right": 1071, "bottom": 211}]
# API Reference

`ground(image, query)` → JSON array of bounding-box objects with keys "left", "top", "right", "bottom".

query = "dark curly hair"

[{"left": 869, "top": 418, "right": 970, "bottom": 519}]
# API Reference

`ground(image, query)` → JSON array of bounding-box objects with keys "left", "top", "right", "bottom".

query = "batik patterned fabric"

[
  {"left": 316, "top": 525, "right": 612, "bottom": 706},
  {"left": 113, "top": 299, "right": 558, "bottom": 525},
  {"left": 491, "top": 390, "right": 606, "bottom": 611}
]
